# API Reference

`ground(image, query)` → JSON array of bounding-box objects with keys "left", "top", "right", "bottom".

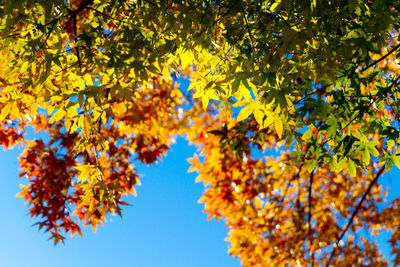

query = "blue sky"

[{"left": 0, "top": 137, "right": 240, "bottom": 267}]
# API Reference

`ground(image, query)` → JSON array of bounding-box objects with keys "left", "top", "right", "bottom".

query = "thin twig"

[
  {"left": 240, "top": 4, "right": 255, "bottom": 52},
  {"left": 87, "top": 7, "right": 125, "bottom": 23},
  {"left": 212, "top": 2, "right": 237, "bottom": 26},
  {"left": 356, "top": 43, "right": 400, "bottom": 76},
  {"left": 39, "top": 21, "right": 57, "bottom": 50}
]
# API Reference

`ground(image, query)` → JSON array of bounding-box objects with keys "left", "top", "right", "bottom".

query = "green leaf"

[
  {"left": 367, "top": 144, "right": 379, "bottom": 157},
  {"left": 53, "top": 57, "right": 62, "bottom": 68},
  {"left": 336, "top": 157, "right": 347, "bottom": 172},
  {"left": 387, "top": 139, "right": 395, "bottom": 150},
  {"left": 329, "top": 156, "right": 337, "bottom": 171},
  {"left": 285, "top": 134, "right": 294, "bottom": 148},
  {"left": 306, "top": 160, "right": 315, "bottom": 172},
  {"left": 393, "top": 156, "right": 400, "bottom": 169},
  {"left": 362, "top": 149, "right": 370, "bottom": 165},
  {"left": 347, "top": 159, "right": 356, "bottom": 177},
  {"left": 385, "top": 158, "right": 394, "bottom": 171}
]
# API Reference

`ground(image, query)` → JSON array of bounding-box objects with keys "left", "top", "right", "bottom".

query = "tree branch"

[
  {"left": 357, "top": 43, "right": 400, "bottom": 75},
  {"left": 325, "top": 165, "right": 385, "bottom": 267},
  {"left": 308, "top": 170, "right": 315, "bottom": 266}
]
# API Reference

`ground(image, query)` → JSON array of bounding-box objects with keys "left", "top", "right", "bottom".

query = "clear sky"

[{"left": 0, "top": 137, "right": 240, "bottom": 267}]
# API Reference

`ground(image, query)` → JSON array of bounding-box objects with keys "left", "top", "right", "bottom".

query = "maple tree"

[{"left": 1, "top": 0, "right": 400, "bottom": 266}]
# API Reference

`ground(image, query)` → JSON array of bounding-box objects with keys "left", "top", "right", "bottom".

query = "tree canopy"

[{"left": 1, "top": 0, "right": 400, "bottom": 265}]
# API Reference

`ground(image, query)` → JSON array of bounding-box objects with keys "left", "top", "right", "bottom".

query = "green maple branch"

[
  {"left": 295, "top": 42, "right": 400, "bottom": 109},
  {"left": 316, "top": 75, "right": 400, "bottom": 150}
]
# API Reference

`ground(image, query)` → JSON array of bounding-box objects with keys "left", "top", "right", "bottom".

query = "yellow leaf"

[
  {"left": 15, "top": 191, "right": 25, "bottom": 198},
  {"left": 162, "top": 66, "right": 170, "bottom": 82},
  {"left": 49, "top": 109, "right": 66, "bottom": 124},
  {"left": 202, "top": 95, "right": 209, "bottom": 110},
  {"left": 44, "top": 78, "right": 58, "bottom": 92},
  {"left": 15, "top": 184, "right": 30, "bottom": 203},
  {"left": 9, "top": 102, "right": 20, "bottom": 119},
  {"left": 83, "top": 114, "right": 93, "bottom": 137},
  {"left": 75, "top": 164, "right": 96, "bottom": 183},
  {"left": 0, "top": 103, "right": 11, "bottom": 122},
  {"left": 130, "top": 187, "right": 137, "bottom": 196},
  {"left": 66, "top": 105, "right": 78, "bottom": 118},
  {"left": 93, "top": 108, "right": 103, "bottom": 122},
  {"left": 83, "top": 73, "right": 93, "bottom": 85},
  {"left": 31, "top": 61, "right": 37, "bottom": 75},
  {"left": 239, "top": 82, "right": 252, "bottom": 100},
  {"left": 29, "top": 103, "right": 38, "bottom": 119},
  {"left": 237, "top": 104, "right": 253, "bottom": 121},
  {"left": 270, "top": 0, "right": 282, "bottom": 12},
  {"left": 65, "top": 118, "right": 72, "bottom": 132},
  {"left": 181, "top": 49, "right": 193, "bottom": 69},
  {"left": 253, "top": 109, "right": 264, "bottom": 125},
  {"left": 69, "top": 118, "right": 79, "bottom": 133},
  {"left": 274, "top": 116, "right": 283, "bottom": 138},
  {"left": 20, "top": 61, "right": 29, "bottom": 73},
  {"left": 263, "top": 114, "right": 275, "bottom": 128}
]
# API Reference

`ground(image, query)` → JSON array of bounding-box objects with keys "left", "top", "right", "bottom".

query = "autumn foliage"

[{"left": 1, "top": 0, "right": 400, "bottom": 266}]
